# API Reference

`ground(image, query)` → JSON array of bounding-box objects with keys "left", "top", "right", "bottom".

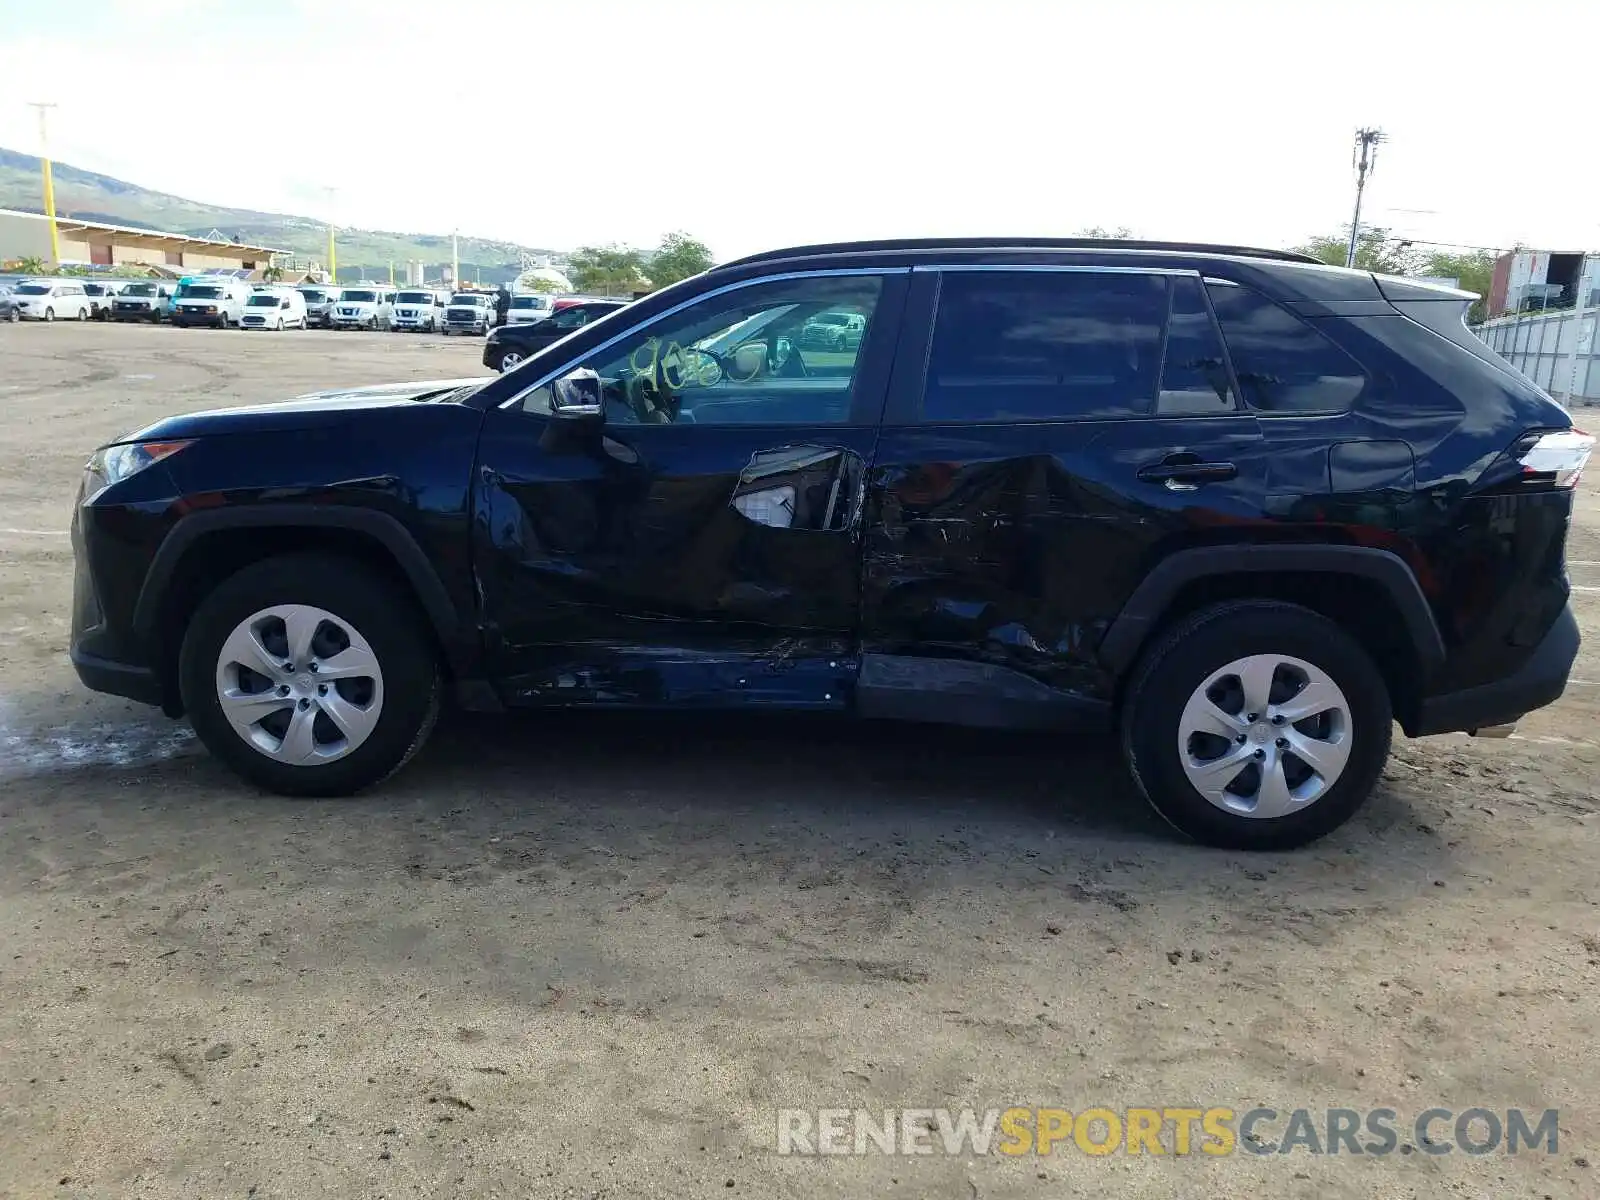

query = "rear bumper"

[{"left": 1411, "top": 604, "right": 1579, "bottom": 736}]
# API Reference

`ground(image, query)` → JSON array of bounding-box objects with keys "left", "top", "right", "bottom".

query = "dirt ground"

[{"left": 2, "top": 321, "right": 1598, "bottom": 1199}]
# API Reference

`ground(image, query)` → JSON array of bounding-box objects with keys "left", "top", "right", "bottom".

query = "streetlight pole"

[
  {"left": 27, "top": 102, "right": 60, "bottom": 265},
  {"left": 1346, "top": 127, "right": 1385, "bottom": 269},
  {"left": 451, "top": 228, "right": 459, "bottom": 288}
]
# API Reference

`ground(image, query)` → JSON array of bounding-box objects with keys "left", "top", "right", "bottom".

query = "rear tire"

[
  {"left": 179, "top": 555, "right": 441, "bottom": 797},
  {"left": 1120, "top": 600, "right": 1392, "bottom": 851}
]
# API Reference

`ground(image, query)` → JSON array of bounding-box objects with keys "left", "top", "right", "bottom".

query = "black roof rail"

[{"left": 715, "top": 237, "right": 1324, "bottom": 269}]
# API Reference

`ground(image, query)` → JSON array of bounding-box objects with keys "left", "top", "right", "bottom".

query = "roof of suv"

[{"left": 718, "top": 238, "right": 1323, "bottom": 270}]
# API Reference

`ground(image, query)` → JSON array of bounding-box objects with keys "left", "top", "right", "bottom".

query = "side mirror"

[{"left": 549, "top": 367, "right": 604, "bottom": 422}]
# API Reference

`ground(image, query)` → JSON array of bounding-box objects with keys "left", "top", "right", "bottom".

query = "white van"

[
  {"left": 390, "top": 289, "right": 447, "bottom": 332},
  {"left": 82, "top": 280, "right": 134, "bottom": 320},
  {"left": 171, "top": 277, "right": 251, "bottom": 328},
  {"left": 506, "top": 293, "right": 555, "bottom": 325},
  {"left": 12, "top": 279, "right": 92, "bottom": 322},
  {"left": 239, "top": 288, "right": 308, "bottom": 330},
  {"left": 329, "top": 286, "right": 394, "bottom": 330},
  {"left": 296, "top": 285, "right": 342, "bottom": 328}
]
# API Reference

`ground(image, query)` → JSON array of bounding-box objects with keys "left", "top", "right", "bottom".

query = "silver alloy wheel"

[
  {"left": 499, "top": 350, "right": 523, "bottom": 372},
  {"left": 213, "top": 604, "right": 384, "bottom": 766},
  {"left": 1177, "top": 653, "right": 1352, "bottom": 819}
]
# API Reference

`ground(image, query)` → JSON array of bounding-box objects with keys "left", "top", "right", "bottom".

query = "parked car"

[
  {"left": 296, "top": 286, "right": 342, "bottom": 328},
  {"left": 329, "top": 287, "right": 394, "bottom": 330},
  {"left": 799, "top": 310, "right": 867, "bottom": 351},
  {"left": 171, "top": 278, "right": 250, "bottom": 328},
  {"left": 482, "top": 298, "right": 628, "bottom": 371},
  {"left": 442, "top": 291, "right": 496, "bottom": 335},
  {"left": 12, "top": 278, "right": 91, "bottom": 321},
  {"left": 0, "top": 284, "right": 19, "bottom": 323},
  {"left": 82, "top": 280, "right": 133, "bottom": 320},
  {"left": 506, "top": 293, "right": 555, "bottom": 325},
  {"left": 67, "top": 236, "right": 1592, "bottom": 850},
  {"left": 390, "top": 289, "right": 448, "bottom": 332},
  {"left": 111, "top": 281, "right": 175, "bottom": 323},
  {"left": 239, "top": 288, "right": 308, "bottom": 330}
]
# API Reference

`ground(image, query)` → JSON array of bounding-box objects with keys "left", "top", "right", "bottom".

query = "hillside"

[{"left": 0, "top": 148, "right": 557, "bottom": 284}]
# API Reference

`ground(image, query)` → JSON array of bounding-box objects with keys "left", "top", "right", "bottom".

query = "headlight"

[{"left": 85, "top": 440, "right": 193, "bottom": 494}]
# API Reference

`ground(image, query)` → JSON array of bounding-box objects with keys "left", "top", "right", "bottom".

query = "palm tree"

[{"left": 16, "top": 256, "right": 46, "bottom": 275}]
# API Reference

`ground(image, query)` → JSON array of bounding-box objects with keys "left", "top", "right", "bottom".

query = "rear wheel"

[
  {"left": 1120, "top": 600, "right": 1391, "bottom": 850},
  {"left": 179, "top": 555, "right": 441, "bottom": 797}
]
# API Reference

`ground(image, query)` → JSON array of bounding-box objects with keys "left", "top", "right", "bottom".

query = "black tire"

[
  {"left": 179, "top": 554, "right": 441, "bottom": 797},
  {"left": 1120, "top": 600, "right": 1392, "bottom": 851},
  {"left": 43, "top": 306, "right": 54, "bottom": 322}
]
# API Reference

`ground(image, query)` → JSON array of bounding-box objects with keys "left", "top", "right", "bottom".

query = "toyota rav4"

[{"left": 68, "top": 238, "right": 1590, "bottom": 849}]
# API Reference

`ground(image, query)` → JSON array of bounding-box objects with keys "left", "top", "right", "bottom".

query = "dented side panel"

[
  {"left": 861, "top": 417, "right": 1271, "bottom": 704},
  {"left": 472, "top": 414, "right": 879, "bottom": 707}
]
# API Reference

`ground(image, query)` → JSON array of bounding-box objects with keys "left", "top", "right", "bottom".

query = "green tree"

[
  {"left": 519, "top": 275, "right": 562, "bottom": 294},
  {"left": 647, "top": 231, "right": 714, "bottom": 288},
  {"left": 16, "top": 255, "right": 47, "bottom": 274},
  {"left": 566, "top": 245, "right": 646, "bottom": 296},
  {"left": 1294, "top": 225, "right": 1421, "bottom": 275},
  {"left": 1419, "top": 250, "right": 1497, "bottom": 322}
]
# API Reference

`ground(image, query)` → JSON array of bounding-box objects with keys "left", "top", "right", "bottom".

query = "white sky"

[{"left": 0, "top": 0, "right": 1595, "bottom": 259}]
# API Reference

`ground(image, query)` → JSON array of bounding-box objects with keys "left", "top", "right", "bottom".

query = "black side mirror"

[{"left": 550, "top": 368, "right": 604, "bottom": 423}]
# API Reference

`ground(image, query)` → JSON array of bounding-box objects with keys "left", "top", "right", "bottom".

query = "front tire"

[
  {"left": 179, "top": 555, "right": 441, "bottom": 797},
  {"left": 1120, "top": 600, "right": 1391, "bottom": 851},
  {"left": 43, "top": 306, "right": 54, "bottom": 322}
]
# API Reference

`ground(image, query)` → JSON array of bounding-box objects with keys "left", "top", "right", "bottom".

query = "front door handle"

[{"left": 1136, "top": 457, "right": 1238, "bottom": 491}]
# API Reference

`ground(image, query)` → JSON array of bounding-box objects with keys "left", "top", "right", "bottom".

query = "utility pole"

[
  {"left": 1346, "top": 127, "right": 1386, "bottom": 269},
  {"left": 27, "top": 102, "right": 60, "bottom": 265},
  {"left": 322, "top": 186, "right": 338, "bottom": 283},
  {"left": 451, "top": 228, "right": 459, "bottom": 287}
]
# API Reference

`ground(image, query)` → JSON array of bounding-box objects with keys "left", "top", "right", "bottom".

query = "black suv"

[
  {"left": 69, "top": 238, "right": 1590, "bottom": 849},
  {"left": 483, "top": 299, "right": 629, "bottom": 372}
]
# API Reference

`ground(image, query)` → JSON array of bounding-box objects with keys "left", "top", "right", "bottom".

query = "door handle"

[{"left": 1136, "top": 458, "right": 1238, "bottom": 491}]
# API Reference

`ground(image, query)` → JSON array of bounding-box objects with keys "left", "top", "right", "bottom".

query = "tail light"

[{"left": 1515, "top": 429, "right": 1594, "bottom": 489}]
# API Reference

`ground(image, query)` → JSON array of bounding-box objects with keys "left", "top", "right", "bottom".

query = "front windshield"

[
  {"left": 810, "top": 313, "right": 848, "bottom": 326},
  {"left": 299, "top": 290, "right": 329, "bottom": 303},
  {"left": 450, "top": 294, "right": 484, "bottom": 306},
  {"left": 16, "top": 284, "right": 50, "bottom": 295},
  {"left": 185, "top": 286, "right": 223, "bottom": 299},
  {"left": 124, "top": 283, "right": 156, "bottom": 297},
  {"left": 343, "top": 290, "right": 376, "bottom": 303},
  {"left": 84, "top": 284, "right": 108, "bottom": 296},
  {"left": 511, "top": 296, "right": 544, "bottom": 309},
  {"left": 396, "top": 292, "right": 431, "bottom": 303},
  {"left": 247, "top": 294, "right": 279, "bottom": 306}
]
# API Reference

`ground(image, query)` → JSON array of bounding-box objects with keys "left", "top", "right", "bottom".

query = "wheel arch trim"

[
  {"left": 132, "top": 505, "right": 466, "bottom": 666},
  {"left": 1099, "top": 544, "right": 1447, "bottom": 677}
]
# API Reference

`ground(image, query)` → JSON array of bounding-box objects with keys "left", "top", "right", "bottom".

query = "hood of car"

[{"left": 115, "top": 378, "right": 487, "bottom": 442}]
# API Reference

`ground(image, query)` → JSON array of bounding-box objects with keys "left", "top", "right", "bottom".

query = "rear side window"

[
  {"left": 925, "top": 271, "right": 1167, "bottom": 421},
  {"left": 922, "top": 271, "right": 1239, "bottom": 422},
  {"left": 1205, "top": 282, "right": 1365, "bottom": 413}
]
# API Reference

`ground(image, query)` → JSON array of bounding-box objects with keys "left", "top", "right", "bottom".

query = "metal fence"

[{"left": 1474, "top": 307, "right": 1600, "bottom": 405}]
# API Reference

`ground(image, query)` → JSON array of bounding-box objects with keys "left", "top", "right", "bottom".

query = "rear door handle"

[{"left": 1137, "top": 458, "right": 1238, "bottom": 491}]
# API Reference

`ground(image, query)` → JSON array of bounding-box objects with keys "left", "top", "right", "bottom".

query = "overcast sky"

[{"left": 1, "top": 0, "right": 1595, "bottom": 260}]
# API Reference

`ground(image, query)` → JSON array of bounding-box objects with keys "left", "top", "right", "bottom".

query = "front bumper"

[{"left": 1411, "top": 604, "right": 1580, "bottom": 736}]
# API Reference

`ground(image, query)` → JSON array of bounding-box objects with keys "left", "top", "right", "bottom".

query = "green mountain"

[{"left": 0, "top": 147, "right": 557, "bottom": 284}]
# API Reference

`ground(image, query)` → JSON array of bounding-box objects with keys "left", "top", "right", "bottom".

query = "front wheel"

[
  {"left": 496, "top": 348, "right": 524, "bottom": 373},
  {"left": 1120, "top": 601, "right": 1391, "bottom": 851},
  {"left": 43, "top": 307, "right": 55, "bottom": 322},
  {"left": 179, "top": 555, "right": 441, "bottom": 797},
  {"left": 275, "top": 317, "right": 284, "bottom": 331}
]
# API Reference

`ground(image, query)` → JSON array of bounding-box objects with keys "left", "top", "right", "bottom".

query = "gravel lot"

[{"left": 2, "top": 321, "right": 1598, "bottom": 1198}]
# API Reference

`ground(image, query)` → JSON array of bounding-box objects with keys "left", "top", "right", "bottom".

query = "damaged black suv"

[{"left": 70, "top": 238, "right": 1589, "bottom": 849}]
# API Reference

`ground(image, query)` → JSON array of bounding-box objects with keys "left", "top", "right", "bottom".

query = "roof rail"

[{"left": 716, "top": 237, "right": 1324, "bottom": 269}]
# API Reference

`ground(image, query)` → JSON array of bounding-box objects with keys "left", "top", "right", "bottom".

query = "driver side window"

[{"left": 527, "top": 275, "right": 884, "bottom": 426}]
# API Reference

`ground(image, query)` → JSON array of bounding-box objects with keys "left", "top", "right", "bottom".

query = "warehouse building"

[{"left": 0, "top": 208, "right": 281, "bottom": 273}]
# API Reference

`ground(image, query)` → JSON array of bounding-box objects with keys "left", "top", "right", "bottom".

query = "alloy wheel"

[
  {"left": 1177, "top": 653, "right": 1352, "bottom": 818},
  {"left": 499, "top": 350, "right": 523, "bottom": 372},
  {"left": 213, "top": 604, "right": 384, "bottom": 765}
]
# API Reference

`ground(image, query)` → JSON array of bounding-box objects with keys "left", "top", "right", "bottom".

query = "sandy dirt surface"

[{"left": 1, "top": 321, "right": 1598, "bottom": 1198}]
